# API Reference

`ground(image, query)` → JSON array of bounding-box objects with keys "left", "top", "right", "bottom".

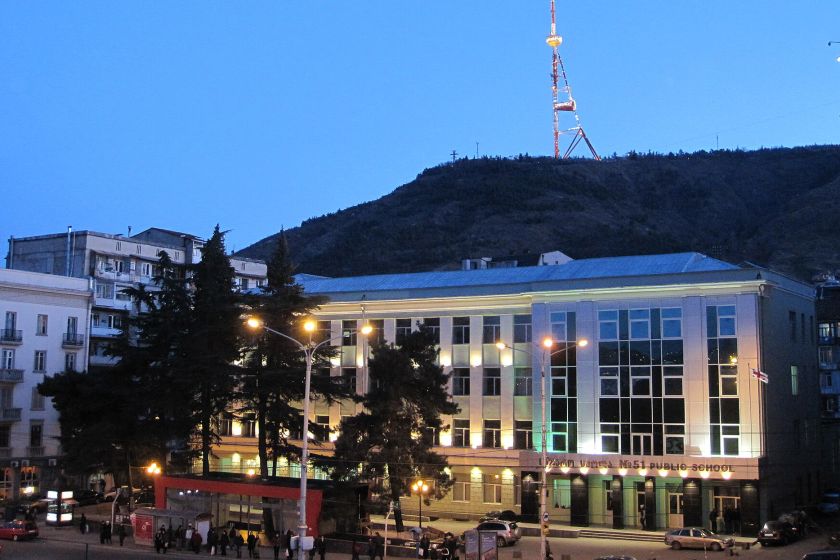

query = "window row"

[
  {"left": 3, "top": 313, "right": 80, "bottom": 337},
  {"left": 1, "top": 349, "right": 76, "bottom": 372},
  {"left": 599, "top": 308, "right": 682, "bottom": 341},
  {"left": 452, "top": 367, "right": 535, "bottom": 397}
]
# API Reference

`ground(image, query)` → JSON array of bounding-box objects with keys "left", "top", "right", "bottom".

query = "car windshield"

[{"left": 763, "top": 521, "right": 779, "bottom": 529}]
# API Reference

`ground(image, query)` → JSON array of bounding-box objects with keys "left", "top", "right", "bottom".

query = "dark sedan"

[
  {"left": 757, "top": 520, "right": 798, "bottom": 546},
  {"left": 72, "top": 489, "right": 103, "bottom": 507},
  {"left": 479, "top": 510, "right": 519, "bottom": 522}
]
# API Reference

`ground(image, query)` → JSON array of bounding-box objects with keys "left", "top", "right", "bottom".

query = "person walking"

[
  {"left": 351, "top": 538, "right": 361, "bottom": 560},
  {"left": 285, "top": 530, "right": 295, "bottom": 560},
  {"left": 105, "top": 521, "right": 112, "bottom": 544},
  {"left": 234, "top": 531, "right": 245, "bottom": 558},
  {"left": 545, "top": 539, "right": 553, "bottom": 560},
  {"left": 208, "top": 526, "right": 217, "bottom": 554},
  {"left": 119, "top": 523, "right": 127, "bottom": 546},
  {"left": 155, "top": 527, "right": 165, "bottom": 553},
  {"left": 374, "top": 532, "right": 384, "bottom": 560},
  {"left": 273, "top": 533, "right": 282, "bottom": 560},
  {"left": 219, "top": 529, "right": 230, "bottom": 556},
  {"left": 191, "top": 528, "right": 203, "bottom": 554},
  {"left": 316, "top": 535, "right": 326, "bottom": 560},
  {"left": 420, "top": 534, "right": 430, "bottom": 560},
  {"left": 247, "top": 531, "right": 257, "bottom": 558},
  {"left": 639, "top": 505, "right": 646, "bottom": 530},
  {"left": 79, "top": 513, "right": 87, "bottom": 534},
  {"left": 99, "top": 521, "right": 107, "bottom": 544},
  {"left": 186, "top": 525, "right": 194, "bottom": 551},
  {"left": 709, "top": 508, "right": 718, "bottom": 532}
]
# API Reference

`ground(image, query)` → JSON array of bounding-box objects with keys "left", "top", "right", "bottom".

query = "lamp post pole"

[
  {"left": 411, "top": 480, "right": 429, "bottom": 530},
  {"left": 497, "top": 338, "right": 586, "bottom": 560},
  {"left": 247, "top": 319, "right": 371, "bottom": 557}
]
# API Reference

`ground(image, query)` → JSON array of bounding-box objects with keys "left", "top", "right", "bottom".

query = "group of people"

[
  {"left": 274, "top": 531, "right": 327, "bottom": 560},
  {"left": 708, "top": 506, "right": 741, "bottom": 534}
]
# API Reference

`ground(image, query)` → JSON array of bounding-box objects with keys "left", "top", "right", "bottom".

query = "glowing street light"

[
  {"left": 496, "top": 336, "right": 587, "bottom": 560},
  {"left": 411, "top": 480, "right": 430, "bottom": 530},
  {"left": 246, "top": 317, "right": 371, "bottom": 556}
]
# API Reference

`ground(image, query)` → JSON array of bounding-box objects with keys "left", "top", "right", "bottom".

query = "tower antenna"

[{"left": 547, "top": 0, "right": 599, "bottom": 160}]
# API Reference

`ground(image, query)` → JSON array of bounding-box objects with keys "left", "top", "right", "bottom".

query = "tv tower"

[{"left": 547, "top": 0, "right": 600, "bottom": 160}]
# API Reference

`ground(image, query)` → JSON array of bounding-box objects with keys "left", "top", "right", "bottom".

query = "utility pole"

[{"left": 451, "top": 150, "right": 458, "bottom": 163}]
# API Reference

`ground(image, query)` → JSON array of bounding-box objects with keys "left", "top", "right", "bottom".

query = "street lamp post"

[
  {"left": 411, "top": 480, "right": 429, "bottom": 530},
  {"left": 247, "top": 318, "right": 372, "bottom": 556},
  {"left": 496, "top": 337, "right": 587, "bottom": 560}
]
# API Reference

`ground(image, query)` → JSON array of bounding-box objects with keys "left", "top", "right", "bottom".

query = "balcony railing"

[
  {"left": 62, "top": 333, "right": 85, "bottom": 348},
  {"left": 0, "top": 329, "right": 22, "bottom": 344},
  {"left": 27, "top": 446, "right": 44, "bottom": 457},
  {"left": 0, "top": 449, "right": 11, "bottom": 459},
  {"left": 0, "top": 409, "right": 22, "bottom": 422},
  {"left": 0, "top": 370, "right": 23, "bottom": 383}
]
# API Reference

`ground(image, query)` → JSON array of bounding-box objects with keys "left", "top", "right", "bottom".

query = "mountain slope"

[{"left": 237, "top": 146, "right": 840, "bottom": 281}]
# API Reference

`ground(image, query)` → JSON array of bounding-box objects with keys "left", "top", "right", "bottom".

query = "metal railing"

[
  {"left": 62, "top": 333, "right": 85, "bottom": 347},
  {"left": 27, "top": 446, "right": 44, "bottom": 457},
  {"left": 0, "top": 369, "right": 23, "bottom": 382},
  {"left": 0, "top": 408, "right": 21, "bottom": 421},
  {"left": 0, "top": 329, "right": 22, "bottom": 343}
]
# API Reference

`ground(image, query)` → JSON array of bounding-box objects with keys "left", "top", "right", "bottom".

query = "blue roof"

[{"left": 295, "top": 253, "right": 740, "bottom": 295}]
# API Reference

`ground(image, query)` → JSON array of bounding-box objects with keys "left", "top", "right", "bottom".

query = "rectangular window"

[
  {"left": 661, "top": 308, "right": 682, "bottom": 338},
  {"left": 718, "top": 305, "right": 736, "bottom": 337},
  {"left": 801, "top": 313, "right": 807, "bottom": 344},
  {"left": 36, "top": 315, "right": 48, "bottom": 335},
  {"left": 821, "top": 346, "right": 834, "bottom": 364},
  {"left": 452, "top": 419, "right": 470, "bottom": 447},
  {"left": 483, "top": 368, "right": 501, "bottom": 396},
  {"left": 218, "top": 413, "right": 233, "bottom": 436},
  {"left": 790, "top": 311, "right": 797, "bottom": 342},
  {"left": 452, "top": 368, "right": 470, "bottom": 396},
  {"left": 343, "top": 368, "right": 357, "bottom": 391},
  {"left": 629, "top": 309, "right": 650, "bottom": 339},
  {"left": 452, "top": 480, "right": 471, "bottom": 502},
  {"left": 65, "top": 353, "right": 76, "bottom": 372},
  {"left": 550, "top": 312, "right": 567, "bottom": 343},
  {"left": 423, "top": 318, "right": 441, "bottom": 344},
  {"left": 483, "top": 474, "right": 502, "bottom": 504},
  {"left": 514, "top": 420, "right": 533, "bottom": 449},
  {"left": 396, "top": 318, "right": 412, "bottom": 345},
  {"left": 29, "top": 425, "right": 42, "bottom": 447},
  {"left": 483, "top": 420, "right": 501, "bottom": 448},
  {"left": 513, "top": 314, "right": 532, "bottom": 343},
  {"left": 1, "top": 350, "right": 14, "bottom": 370},
  {"left": 241, "top": 413, "right": 257, "bottom": 438},
  {"left": 367, "top": 319, "right": 385, "bottom": 345},
  {"left": 791, "top": 365, "right": 799, "bottom": 395},
  {"left": 452, "top": 317, "right": 470, "bottom": 345},
  {"left": 514, "top": 367, "right": 532, "bottom": 396},
  {"left": 67, "top": 316, "right": 78, "bottom": 336},
  {"left": 33, "top": 351, "right": 46, "bottom": 372},
  {"left": 141, "top": 262, "right": 152, "bottom": 276},
  {"left": 599, "top": 310, "right": 619, "bottom": 341},
  {"left": 315, "top": 415, "right": 330, "bottom": 442},
  {"left": 31, "top": 387, "right": 45, "bottom": 410},
  {"left": 342, "top": 320, "right": 357, "bottom": 346},
  {"left": 482, "top": 316, "right": 501, "bottom": 344}
]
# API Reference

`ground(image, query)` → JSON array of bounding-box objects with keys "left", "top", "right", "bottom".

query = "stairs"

[{"left": 577, "top": 529, "right": 664, "bottom": 543}]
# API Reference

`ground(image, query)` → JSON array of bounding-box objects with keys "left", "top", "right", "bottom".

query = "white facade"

[{"left": 0, "top": 268, "right": 92, "bottom": 500}]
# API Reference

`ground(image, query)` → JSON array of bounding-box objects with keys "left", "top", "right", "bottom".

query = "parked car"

[
  {"left": 16, "top": 493, "right": 49, "bottom": 514},
  {"left": 465, "top": 520, "right": 521, "bottom": 547},
  {"left": 0, "top": 520, "right": 38, "bottom": 541},
  {"left": 479, "top": 510, "right": 519, "bottom": 522},
  {"left": 664, "top": 527, "right": 734, "bottom": 551},
  {"left": 72, "top": 489, "right": 103, "bottom": 507},
  {"left": 134, "top": 491, "right": 154, "bottom": 507},
  {"left": 102, "top": 486, "right": 141, "bottom": 503},
  {"left": 757, "top": 520, "right": 799, "bottom": 546},
  {"left": 819, "top": 490, "right": 840, "bottom": 516}
]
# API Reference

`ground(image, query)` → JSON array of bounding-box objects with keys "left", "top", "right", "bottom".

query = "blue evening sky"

[{"left": 2, "top": 1, "right": 838, "bottom": 255}]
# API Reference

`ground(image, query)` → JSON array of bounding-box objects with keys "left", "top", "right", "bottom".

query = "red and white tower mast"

[{"left": 547, "top": 0, "right": 600, "bottom": 160}]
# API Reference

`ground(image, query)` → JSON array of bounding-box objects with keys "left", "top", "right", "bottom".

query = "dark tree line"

[{"left": 39, "top": 227, "right": 458, "bottom": 514}]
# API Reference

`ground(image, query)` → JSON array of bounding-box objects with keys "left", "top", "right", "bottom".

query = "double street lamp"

[
  {"left": 246, "top": 317, "right": 372, "bottom": 554},
  {"left": 496, "top": 336, "right": 587, "bottom": 560},
  {"left": 411, "top": 479, "right": 430, "bottom": 530}
]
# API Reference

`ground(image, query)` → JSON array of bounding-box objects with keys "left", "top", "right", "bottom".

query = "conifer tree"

[{"left": 328, "top": 326, "right": 459, "bottom": 532}]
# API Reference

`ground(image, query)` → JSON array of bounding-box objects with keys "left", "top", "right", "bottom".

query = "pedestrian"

[
  {"left": 186, "top": 525, "right": 194, "bottom": 550},
  {"left": 80, "top": 513, "right": 87, "bottom": 534},
  {"left": 247, "top": 531, "right": 257, "bottom": 558},
  {"left": 286, "top": 529, "right": 295, "bottom": 560},
  {"left": 709, "top": 508, "right": 718, "bottom": 532},
  {"left": 639, "top": 505, "right": 646, "bottom": 529},
  {"left": 220, "top": 529, "right": 230, "bottom": 556},
  {"left": 351, "top": 538, "right": 361, "bottom": 560},
  {"left": 309, "top": 539, "right": 316, "bottom": 560},
  {"left": 316, "top": 535, "right": 326, "bottom": 560},
  {"left": 374, "top": 532, "right": 384, "bottom": 560},
  {"left": 155, "top": 528, "right": 165, "bottom": 553},
  {"left": 105, "top": 521, "right": 112, "bottom": 544},
  {"left": 723, "top": 507, "right": 733, "bottom": 534},
  {"left": 368, "top": 537, "right": 376, "bottom": 560},
  {"left": 119, "top": 523, "right": 127, "bottom": 546},
  {"left": 99, "top": 521, "right": 106, "bottom": 544},
  {"left": 545, "top": 539, "right": 553, "bottom": 560},
  {"left": 235, "top": 531, "right": 245, "bottom": 558},
  {"left": 191, "top": 528, "right": 203, "bottom": 554},
  {"left": 273, "top": 533, "right": 282, "bottom": 560},
  {"left": 420, "top": 534, "right": 430, "bottom": 560},
  {"left": 208, "top": 526, "right": 217, "bottom": 554}
]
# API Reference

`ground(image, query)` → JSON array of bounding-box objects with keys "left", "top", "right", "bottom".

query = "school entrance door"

[{"left": 668, "top": 492, "right": 684, "bottom": 528}]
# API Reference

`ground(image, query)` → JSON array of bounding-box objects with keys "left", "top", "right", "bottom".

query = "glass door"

[{"left": 668, "top": 492, "right": 684, "bottom": 528}]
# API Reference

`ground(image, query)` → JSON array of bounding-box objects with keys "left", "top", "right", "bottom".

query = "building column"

[
  {"left": 611, "top": 475, "right": 624, "bottom": 529},
  {"left": 740, "top": 480, "right": 760, "bottom": 537},
  {"left": 644, "top": 476, "right": 656, "bottom": 530},
  {"left": 683, "top": 478, "right": 702, "bottom": 527},
  {"left": 570, "top": 474, "right": 589, "bottom": 527}
]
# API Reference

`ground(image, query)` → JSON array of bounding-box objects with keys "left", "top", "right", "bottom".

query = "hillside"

[{"left": 237, "top": 146, "right": 840, "bottom": 281}]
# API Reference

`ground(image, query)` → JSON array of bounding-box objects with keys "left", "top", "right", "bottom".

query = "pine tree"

[
  {"left": 242, "top": 232, "right": 350, "bottom": 478},
  {"left": 187, "top": 226, "right": 242, "bottom": 475},
  {"left": 328, "top": 326, "right": 459, "bottom": 532}
]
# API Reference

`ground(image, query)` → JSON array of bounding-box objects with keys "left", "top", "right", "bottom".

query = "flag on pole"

[{"left": 750, "top": 367, "right": 768, "bottom": 383}]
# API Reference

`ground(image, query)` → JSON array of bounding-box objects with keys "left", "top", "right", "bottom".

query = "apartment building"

[
  {"left": 7, "top": 228, "right": 267, "bottom": 368},
  {"left": 0, "top": 268, "right": 92, "bottom": 501},
  {"left": 213, "top": 252, "right": 818, "bottom": 534}
]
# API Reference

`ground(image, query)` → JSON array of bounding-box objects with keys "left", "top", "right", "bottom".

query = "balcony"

[
  {"left": 0, "top": 449, "right": 11, "bottom": 459},
  {"left": 0, "top": 329, "right": 22, "bottom": 345},
  {"left": 27, "top": 446, "right": 44, "bottom": 457},
  {"left": 0, "top": 370, "right": 23, "bottom": 383},
  {"left": 62, "top": 333, "right": 85, "bottom": 348},
  {"left": 0, "top": 409, "right": 21, "bottom": 422},
  {"left": 91, "top": 326, "right": 121, "bottom": 338}
]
